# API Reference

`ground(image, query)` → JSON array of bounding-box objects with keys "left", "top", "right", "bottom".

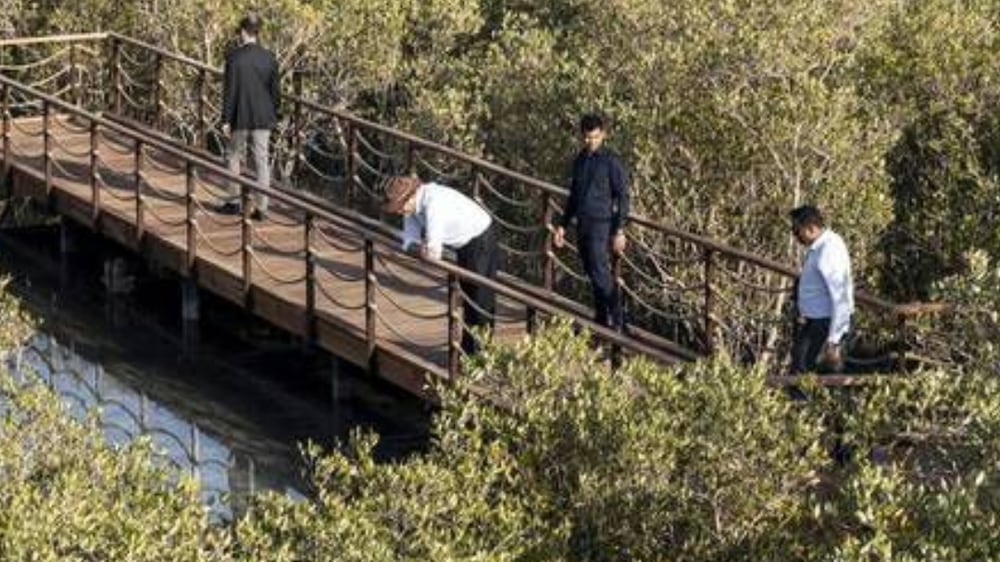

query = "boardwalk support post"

[
  {"left": 184, "top": 161, "right": 197, "bottom": 274},
  {"left": 89, "top": 120, "right": 100, "bottom": 225},
  {"left": 181, "top": 278, "right": 200, "bottom": 354},
  {"left": 543, "top": 193, "right": 555, "bottom": 291},
  {"left": 303, "top": 211, "right": 317, "bottom": 348},
  {"left": 364, "top": 238, "right": 377, "bottom": 374},
  {"left": 58, "top": 220, "right": 78, "bottom": 291},
  {"left": 195, "top": 68, "right": 206, "bottom": 148},
  {"left": 43, "top": 100, "right": 51, "bottom": 196},
  {"left": 109, "top": 36, "right": 122, "bottom": 114},
  {"left": 1, "top": 82, "right": 9, "bottom": 185},
  {"left": 241, "top": 183, "right": 252, "bottom": 307},
  {"left": 133, "top": 140, "right": 144, "bottom": 245}
]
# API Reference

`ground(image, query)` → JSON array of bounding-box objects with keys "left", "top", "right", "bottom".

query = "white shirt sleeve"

[
  {"left": 817, "top": 241, "right": 852, "bottom": 344},
  {"left": 422, "top": 203, "right": 445, "bottom": 260},
  {"left": 401, "top": 215, "right": 421, "bottom": 252}
]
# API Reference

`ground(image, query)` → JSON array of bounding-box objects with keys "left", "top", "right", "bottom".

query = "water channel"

[{"left": 0, "top": 222, "right": 433, "bottom": 518}]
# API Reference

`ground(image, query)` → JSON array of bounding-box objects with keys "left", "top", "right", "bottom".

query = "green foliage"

[
  {"left": 0, "top": 285, "right": 228, "bottom": 561},
  {"left": 921, "top": 250, "right": 1000, "bottom": 371},
  {"left": 3, "top": 275, "right": 1000, "bottom": 559},
  {"left": 236, "top": 321, "right": 1000, "bottom": 560},
  {"left": 881, "top": 107, "right": 1000, "bottom": 299}
]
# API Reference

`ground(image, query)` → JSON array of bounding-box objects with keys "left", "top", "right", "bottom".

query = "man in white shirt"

[
  {"left": 790, "top": 205, "right": 855, "bottom": 374},
  {"left": 382, "top": 175, "right": 498, "bottom": 355}
]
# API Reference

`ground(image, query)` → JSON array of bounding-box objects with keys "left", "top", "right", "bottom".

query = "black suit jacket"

[{"left": 222, "top": 42, "right": 280, "bottom": 130}]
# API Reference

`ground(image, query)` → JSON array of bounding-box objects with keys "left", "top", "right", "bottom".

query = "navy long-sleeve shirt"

[{"left": 560, "top": 147, "right": 630, "bottom": 233}]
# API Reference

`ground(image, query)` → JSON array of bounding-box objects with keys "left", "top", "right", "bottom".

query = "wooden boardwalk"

[{"left": 4, "top": 113, "right": 534, "bottom": 396}]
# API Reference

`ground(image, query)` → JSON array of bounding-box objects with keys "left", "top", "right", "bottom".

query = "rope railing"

[
  {"left": 247, "top": 249, "right": 307, "bottom": 285},
  {"left": 312, "top": 256, "right": 365, "bottom": 284},
  {"left": 374, "top": 307, "right": 440, "bottom": 350},
  {"left": 313, "top": 226, "right": 365, "bottom": 253},
  {"left": 313, "top": 274, "right": 367, "bottom": 310},
  {"left": 191, "top": 222, "right": 243, "bottom": 257},
  {"left": 475, "top": 174, "right": 536, "bottom": 209},
  {"left": 141, "top": 200, "right": 188, "bottom": 228},
  {"left": 250, "top": 226, "right": 306, "bottom": 257},
  {"left": 372, "top": 278, "right": 449, "bottom": 320}
]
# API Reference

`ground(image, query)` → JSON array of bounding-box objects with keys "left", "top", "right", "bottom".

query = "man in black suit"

[
  {"left": 217, "top": 13, "right": 279, "bottom": 221},
  {"left": 553, "top": 113, "right": 631, "bottom": 332}
]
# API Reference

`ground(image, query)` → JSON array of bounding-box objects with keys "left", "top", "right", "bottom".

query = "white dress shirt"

[
  {"left": 797, "top": 228, "right": 854, "bottom": 344},
  {"left": 400, "top": 182, "right": 492, "bottom": 259}
]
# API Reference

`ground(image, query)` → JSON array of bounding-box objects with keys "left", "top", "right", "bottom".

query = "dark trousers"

[
  {"left": 790, "top": 317, "right": 832, "bottom": 374},
  {"left": 578, "top": 219, "right": 623, "bottom": 329},
  {"left": 455, "top": 224, "right": 498, "bottom": 355}
]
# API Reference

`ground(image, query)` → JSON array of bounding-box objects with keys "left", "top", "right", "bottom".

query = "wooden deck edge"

[{"left": 6, "top": 163, "right": 445, "bottom": 399}]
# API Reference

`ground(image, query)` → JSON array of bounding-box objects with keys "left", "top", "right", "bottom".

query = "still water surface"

[{"left": 0, "top": 226, "right": 432, "bottom": 517}]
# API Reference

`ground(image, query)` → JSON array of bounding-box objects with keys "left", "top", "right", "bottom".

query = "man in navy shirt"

[{"left": 554, "top": 114, "right": 631, "bottom": 332}]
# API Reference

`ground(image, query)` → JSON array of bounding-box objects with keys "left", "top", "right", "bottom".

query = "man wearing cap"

[
  {"left": 382, "top": 175, "right": 498, "bottom": 355},
  {"left": 217, "top": 13, "right": 280, "bottom": 221},
  {"left": 790, "top": 205, "right": 854, "bottom": 374}
]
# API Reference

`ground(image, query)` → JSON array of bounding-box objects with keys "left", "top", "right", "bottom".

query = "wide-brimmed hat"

[{"left": 381, "top": 176, "right": 421, "bottom": 213}]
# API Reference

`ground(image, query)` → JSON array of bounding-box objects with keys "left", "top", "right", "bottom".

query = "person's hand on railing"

[
  {"left": 553, "top": 225, "right": 566, "bottom": 249},
  {"left": 611, "top": 231, "right": 627, "bottom": 255},
  {"left": 819, "top": 342, "right": 844, "bottom": 372}
]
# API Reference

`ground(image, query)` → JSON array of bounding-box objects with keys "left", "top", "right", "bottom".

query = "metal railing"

[{"left": 0, "top": 32, "right": 946, "bottom": 374}]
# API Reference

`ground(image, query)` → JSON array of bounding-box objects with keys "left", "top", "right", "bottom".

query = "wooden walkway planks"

[{"left": 5, "top": 113, "right": 527, "bottom": 396}]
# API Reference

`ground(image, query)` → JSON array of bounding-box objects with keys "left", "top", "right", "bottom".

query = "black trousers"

[
  {"left": 578, "top": 219, "right": 623, "bottom": 329},
  {"left": 790, "top": 317, "right": 832, "bottom": 374},
  {"left": 455, "top": 223, "right": 498, "bottom": 355}
]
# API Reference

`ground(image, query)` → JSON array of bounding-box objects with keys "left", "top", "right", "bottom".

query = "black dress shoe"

[
  {"left": 250, "top": 209, "right": 267, "bottom": 221},
  {"left": 216, "top": 201, "right": 241, "bottom": 215}
]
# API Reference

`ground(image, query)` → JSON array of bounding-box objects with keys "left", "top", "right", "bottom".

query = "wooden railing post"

[
  {"left": 611, "top": 252, "right": 624, "bottom": 367},
  {"left": 89, "top": 121, "right": 99, "bottom": 223},
  {"left": 526, "top": 306, "right": 538, "bottom": 335},
  {"left": 364, "top": 238, "right": 377, "bottom": 365},
  {"left": 2, "top": 83, "right": 9, "bottom": 177},
  {"left": 404, "top": 141, "right": 415, "bottom": 176},
  {"left": 43, "top": 100, "right": 51, "bottom": 195},
  {"left": 152, "top": 52, "right": 163, "bottom": 129},
  {"left": 895, "top": 314, "right": 910, "bottom": 373},
  {"left": 543, "top": 192, "right": 555, "bottom": 291},
  {"left": 472, "top": 171, "right": 482, "bottom": 201},
  {"left": 291, "top": 70, "right": 304, "bottom": 180},
  {"left": 345, "top": 122, "right": 357, "bottom": 201},
  {"left": 703, "top": 248, "right": 715, "bottom": 354},
  {"left": 185, "top": 161, "right": 197, "bottom": 274},
  {"left": 195, "top": 68, "right": 206, "bottom": 148},
  {"left": 241, "top": 183, "right": 252, "bottom": 298},
  {"left": 133, "top": 140, "right": 144, "bottom": 243},
  {"left": 448, "top": 272, "right": 462, "bottom": 379},
  {"left": 304, "top": 212, "right": 316, "bottom": 344},
  {"left": 109, "top": 37, "right": 122, "bottom": 114},
  {"left": 69, "top": 42, "right": 82, "bottom": 106}
]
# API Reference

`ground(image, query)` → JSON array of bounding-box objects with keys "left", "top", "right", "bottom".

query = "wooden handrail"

[{"left": 0, "top": 32, "right": 107, "bottom": 48}]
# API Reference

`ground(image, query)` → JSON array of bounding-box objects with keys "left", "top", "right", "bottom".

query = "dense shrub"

[{"left": 3, "top": 278, "right": 1000, "bottom": 559}]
